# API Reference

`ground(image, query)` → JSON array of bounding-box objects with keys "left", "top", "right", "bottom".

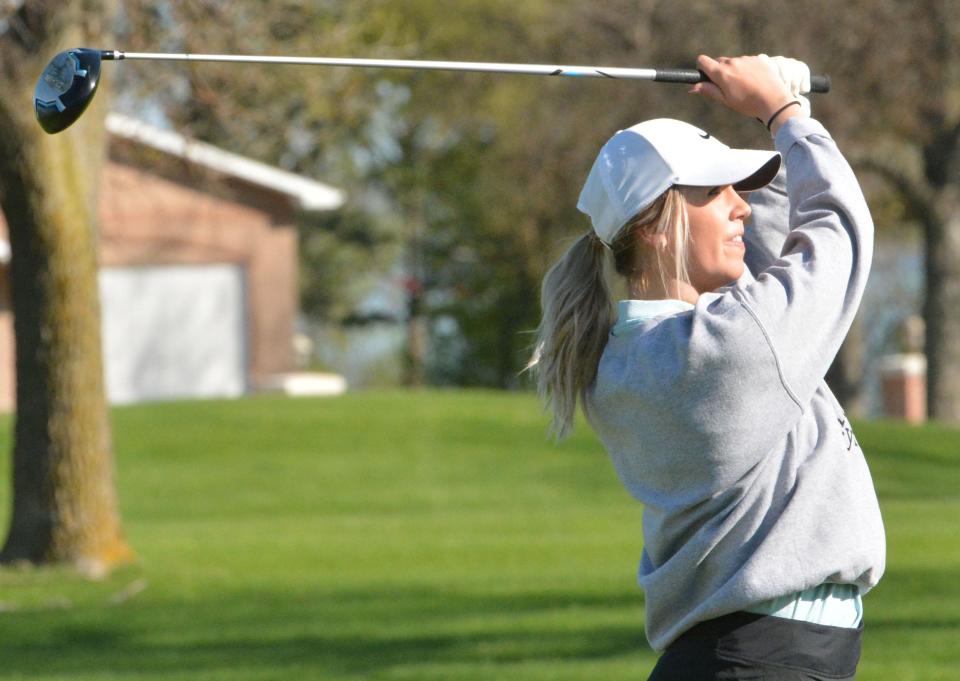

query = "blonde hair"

[{"left": 523, "top": 187, "right": 691, "bottom": 441}]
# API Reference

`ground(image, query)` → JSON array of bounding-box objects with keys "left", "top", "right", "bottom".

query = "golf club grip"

[{"left": 655, "top": 69, "right": 831, "bottom": 94}]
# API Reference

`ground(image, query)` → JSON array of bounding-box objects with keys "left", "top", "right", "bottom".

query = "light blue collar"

[{"left": 611, "top": 299, "right": 694, "bottom": 337}]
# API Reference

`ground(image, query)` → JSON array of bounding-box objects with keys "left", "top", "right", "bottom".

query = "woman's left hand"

[
  {"left": 690, "top": 55, "right": 807, "bottom": 133},
  {"left": 759, "top": 55, "right": 812, "bottom": 118}
]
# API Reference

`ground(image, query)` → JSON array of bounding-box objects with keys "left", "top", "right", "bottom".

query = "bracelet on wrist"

[{"left": 764, "top": 100, "right": 801, "bottom": 131}]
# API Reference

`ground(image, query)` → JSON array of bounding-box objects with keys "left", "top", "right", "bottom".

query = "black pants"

[{"left": 648, "top": 611, "right": 862, "bottom": 681}]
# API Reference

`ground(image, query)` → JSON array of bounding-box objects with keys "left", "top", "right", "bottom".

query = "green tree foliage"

[{"left": 120, "top": 1, "right": 960, "bottom": 418}]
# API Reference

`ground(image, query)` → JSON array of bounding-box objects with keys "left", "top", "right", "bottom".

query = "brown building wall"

[
  {"left": 0, "top": 157, "right": 302, "bottom": 412},
  {"left": 0, "top": 312, "right": 11, "bottom": 413},
  {"left": 0, "top": 265, "right": 12, "bottom": 412},
  {"left": 99, "top": 161, "right": 299, "bottom": 381},
  {"left": 247, "top": 228, "right": 299, "bottom": 386}
]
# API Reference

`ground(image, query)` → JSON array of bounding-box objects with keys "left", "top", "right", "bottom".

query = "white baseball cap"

[{"left": 577, "top": 118, "right": 781, "bottom": 245}]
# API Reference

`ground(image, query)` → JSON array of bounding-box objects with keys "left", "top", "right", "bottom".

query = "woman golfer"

[{"left": 527, "top": 54, "right": 886, "bottom": 680}]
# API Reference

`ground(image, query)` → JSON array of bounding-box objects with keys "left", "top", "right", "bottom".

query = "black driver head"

[{"left": 34, "top": 48, "right": 104, "bottom": 134}]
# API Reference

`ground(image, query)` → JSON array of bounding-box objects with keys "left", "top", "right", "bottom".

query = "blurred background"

[
  {"left": 2, "top": 0, "right": 957, "bottom": 420},
  {"left": 0, "top": 2, "right": 958, "bottom": 680}
]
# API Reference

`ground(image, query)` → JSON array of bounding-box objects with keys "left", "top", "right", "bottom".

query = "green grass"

[{"left": 0, "top": 390, "right": 958, "bottom": 679}]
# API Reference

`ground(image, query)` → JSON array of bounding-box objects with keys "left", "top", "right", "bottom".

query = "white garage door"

[{"left": 99, "top": 264, "right": 247, "bottom": 405}]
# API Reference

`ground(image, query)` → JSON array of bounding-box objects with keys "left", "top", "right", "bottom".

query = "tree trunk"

[
  {"left": 0, "top": 1, "right": 132, "bottom": 575},
  {"left": 403, "top": 284, "right": 427, "bottom": 388},
  {"left": 496, "top": 266, "right": 536, "bottom": 390},
  {"left": 924, "top": 187, "right": 960, "bottom": 422}
]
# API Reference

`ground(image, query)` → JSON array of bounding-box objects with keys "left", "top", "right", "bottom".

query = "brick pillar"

[{"left": 879, "top": 353, "right": 927, "bottom": 424}]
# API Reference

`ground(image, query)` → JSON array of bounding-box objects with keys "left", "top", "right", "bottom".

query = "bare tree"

[
  {"left": 0, "top": 0, "right": 132, "bottom": 574},
  {"left": 627, "top": 0, "right": 960, "bottom": 422},
  {"left": 849, "top": 0, "right": 960, "bottom": 423}
]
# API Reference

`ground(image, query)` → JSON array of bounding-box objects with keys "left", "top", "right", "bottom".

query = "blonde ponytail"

[
  {"left": 523, "top": 231, "right": 614, "bottom": 441},
  {"left": 524, "top": 187, "right": 690, "bottom": 442}
]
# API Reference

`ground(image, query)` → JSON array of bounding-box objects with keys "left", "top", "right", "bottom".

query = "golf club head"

[{"left": 34, "top": 48, "right": 103, "bottom": 134}]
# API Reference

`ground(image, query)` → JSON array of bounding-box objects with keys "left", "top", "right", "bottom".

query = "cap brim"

[
  {"left": 732, "top": 153, "right": 782, "bottom": 192},
  {"left": 675, "top": 149, "right": 782, "bottom": 193}
]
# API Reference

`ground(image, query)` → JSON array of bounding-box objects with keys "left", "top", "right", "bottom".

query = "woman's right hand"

[{"left": 689, "top": 55, "right": 803, "bottom": 132}]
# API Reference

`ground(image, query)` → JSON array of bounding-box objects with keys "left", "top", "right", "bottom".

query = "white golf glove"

[{"left": 759, "top": 54, "right": 811, "bottom": 118}]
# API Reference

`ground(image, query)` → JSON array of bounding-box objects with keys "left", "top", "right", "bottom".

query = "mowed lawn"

[{"left": 0, "top": 390, "right": 958, "bottom": 680}]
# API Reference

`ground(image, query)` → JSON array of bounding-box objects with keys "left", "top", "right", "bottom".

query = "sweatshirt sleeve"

[
  {"left": 744, "top": 165, "right": 790, "bottom": 277},
  {"left": 642, "top": 117, "right": 874, "bottom": 492},
  {"left": 732, "top": 116, "right": 874, "bottom": 408},
  {"left": 592, "top": 117, "right": 874, "bottom": 496}
]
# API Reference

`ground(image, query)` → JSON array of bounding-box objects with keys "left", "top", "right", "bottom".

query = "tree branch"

[
  {"left": 856, "top": 158, "right": 928, "bottom": 209},
  {"left": 849, "top": 150, "right": 936, "bottom": 227}
]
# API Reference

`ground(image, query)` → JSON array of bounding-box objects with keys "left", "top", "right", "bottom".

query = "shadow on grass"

[{"left": 0, "top": 587, "right": 652, "bottom": 678}]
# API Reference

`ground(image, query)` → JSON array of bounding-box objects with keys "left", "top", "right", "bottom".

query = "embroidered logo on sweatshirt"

[{"left": 837, "top": 416, "right": 860, "bottom": 452}]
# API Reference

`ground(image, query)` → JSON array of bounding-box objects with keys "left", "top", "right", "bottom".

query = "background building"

[{"left": 0, "top": 113, "right": 343, "bottom": 411}]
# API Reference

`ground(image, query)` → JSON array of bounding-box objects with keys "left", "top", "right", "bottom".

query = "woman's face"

[{"left": 679, "top": 184, "right": 752, "bottom": 293}]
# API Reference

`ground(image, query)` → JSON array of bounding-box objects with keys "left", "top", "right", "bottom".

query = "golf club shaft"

[{"left": 103, "top": 50, "right": 831, "bottom": 93}]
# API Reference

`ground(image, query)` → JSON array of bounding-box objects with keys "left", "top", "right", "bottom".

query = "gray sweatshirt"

[{"left": 583, "top": 117, "right": 886, "bottom": 652}]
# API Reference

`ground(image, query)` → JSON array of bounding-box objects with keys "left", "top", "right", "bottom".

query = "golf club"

[{"left": 35, "top": 47, "right": 832, "bottom": 134}]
